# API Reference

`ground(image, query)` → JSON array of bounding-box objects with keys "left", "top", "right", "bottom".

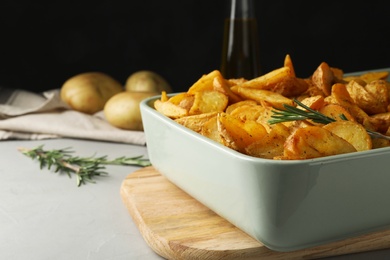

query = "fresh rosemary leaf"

[
  {"left": 268, "top": 99, "right": 338, "bottom": 125},
  {"left": 18, "top": 145, "right": 151, "bottom": 187}
]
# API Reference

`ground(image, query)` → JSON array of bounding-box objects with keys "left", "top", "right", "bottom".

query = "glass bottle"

[{"left": 220, "top": 0, "right": 261, "bottom": 79}]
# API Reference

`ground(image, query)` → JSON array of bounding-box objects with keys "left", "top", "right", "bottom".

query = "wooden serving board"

[{"left": 120, "top": 167, "right": 390, "bottom": 260}]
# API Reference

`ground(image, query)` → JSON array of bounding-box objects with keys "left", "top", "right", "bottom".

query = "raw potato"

[
  {"left": 60, "top": 72, "right": 123, "bottom": 114},
  {"left": 125, "top": 70, "right": 172, "bottom": 93},
  {"left": 104, "top": 91, "right": 158, "bottom": 131}
]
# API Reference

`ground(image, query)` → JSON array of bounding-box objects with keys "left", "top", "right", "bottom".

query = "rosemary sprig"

[
  {"left": 18, "top": 145, "right": 151, "bottom": 186},
  {"left": 268, "top": 99, "right": 340, "bottom": 125},
  {"left": 268, "top": 99, "right": 390, "bottom": 140}
]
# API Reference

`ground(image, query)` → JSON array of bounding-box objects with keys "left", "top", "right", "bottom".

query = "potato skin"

[
  {"left": 125, "top": 70, "right": 172, "bottom": 93},
  {"left": 60, "top": 72, "right": 123, "bottom": 114},
  {"left": 104, "top": 91, "right": 158, "bottom": 131}
]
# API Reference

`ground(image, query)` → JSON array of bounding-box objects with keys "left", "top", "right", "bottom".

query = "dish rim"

[{"left": 141, "top": 94, "right": 390, "bottom": 166}]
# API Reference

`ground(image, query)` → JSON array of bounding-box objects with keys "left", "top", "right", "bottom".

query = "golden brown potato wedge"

[
  {"left": 301, "top": 81, "right": 326, "bottom": 98},
  {"left": 160, "top": 91, "right": 169, "bottom": 102},
  {"left": 238, "top": 66, "right": 293, "bottom": 89},
  {"left": 154, "top": 99, "right": 188, "bottom": 119},
  {"left": 283, "top": 126, "right": 357, "bottom": 159},
  {"left": 234, "top": 65, "right": 308, "bottom": 97},
  {"left": 360, "top": 71, "right": 389, "bottom": 83},
  {"left": 187, "top": 70, "right": 220, "bottom": 94},
  {"left": 343, "top": 71, "right": 389, "bottom": 83},
  {"left": 218, "top": 113, "right": 267, "bottom": 152},
  {"left": 370, "top": 112, "right": 390, "bottom": 133},
  {"left": 168, "top": 92, "right": 190, "bottom": 105},
  {"left": 229, "top": 104, "right": 265, "bottom": 122},
  {"left": 299, "top": 95, "right": 325, "bottom": 110},
  {"left": 189, "top": 90, "right": 229, "bottom": 115},
  {"left": 319, "top": 103, "right": 355, "bottom": 122},
  {"left": 331, "top": 83, "right": 376, "bottom": 131},
  {"left": 283, "top": 54, "right": 295, "bottom": 77},
  {"left": 225, "top": 100, "right": 258, "bottom": 114},
  {"left": 255, "top": 104, "right": 275, "bottom": 132},
  {"left": 246, "top": 123, "right": 290, "bottom": 159},
  {"left": 227, "top": 78, "right": 247, "bottom": 86},
  {"left": 200, "top": 115, "right": 224, "bottom": 144},
  {"left": 231, "top": 86, "right": 294, "bottom": 110},
  {"left": 213, "top": 75, "right": 243, "bottom": 104},
  {"left": 323, "top": 121, "right": 372, "bottom": 151},
  {"left": 371, "top": 138, "right": 390, "bottom": 149},
  {"left": 331, "top": 67, "right": 344, "bottom": 82},
  {"left": 175, "top": 112, "right": 218, "bottom": 133},
  {"left": 346, "top": 80, "right": 388, "bottom": 115},
  {"left": 268, "top": 76, "right": 309, "bottom": 97},
  {"left": 311, "top": 62, "right": 335, "bottom": 96},
  {"left": 364, "top": 80, "right": 389, "bottom": 113},
  {"left": 168, "top": 92, "right": 195, "bottom": 111},
  {"left": 187, "top": 70, "right": 243, "bottom": 104}
]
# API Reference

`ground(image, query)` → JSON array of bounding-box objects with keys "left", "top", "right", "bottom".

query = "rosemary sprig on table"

[
  {"left": 18, "top": 145, "right": 151, "bottom": 186},
  {"left": 268, "top": 99, "right": 390, "bottom": 140}
]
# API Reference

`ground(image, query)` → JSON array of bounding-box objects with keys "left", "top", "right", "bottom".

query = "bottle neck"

[{"left": 229, "top": 0, "right": 255, "bottom": 19}]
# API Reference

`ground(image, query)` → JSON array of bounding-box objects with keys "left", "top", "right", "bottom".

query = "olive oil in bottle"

[{"left": 220, "top": 0, "right": 261, "bottom": 80}]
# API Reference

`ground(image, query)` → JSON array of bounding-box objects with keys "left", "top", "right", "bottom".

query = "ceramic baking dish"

[{"left": 140, "top": 69, "right": 390, "bottom": 252}]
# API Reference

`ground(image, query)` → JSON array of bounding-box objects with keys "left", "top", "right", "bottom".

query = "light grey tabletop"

[
  {"left": 0, "top": 138, "right": 163, "bottom": 260},
  {"left": 1, "top": 138, "right": 390, "bottom": 260}
]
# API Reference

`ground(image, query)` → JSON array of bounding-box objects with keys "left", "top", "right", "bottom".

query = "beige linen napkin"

[{"left": 0, "top": 88, "right": 146, "bottom": 145}]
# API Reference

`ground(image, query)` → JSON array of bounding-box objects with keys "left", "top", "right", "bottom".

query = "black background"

[{"left": 1, "top": 0, "right": 390, "bottom": 93}]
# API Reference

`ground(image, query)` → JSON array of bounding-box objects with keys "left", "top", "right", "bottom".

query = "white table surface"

[{"left": 1, "top": 138, "right": 390, "bottom": 260}]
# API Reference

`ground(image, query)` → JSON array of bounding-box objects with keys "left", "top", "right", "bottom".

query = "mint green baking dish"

[{"left": 140, "top": 69, "right": 390, "bottom": 252}]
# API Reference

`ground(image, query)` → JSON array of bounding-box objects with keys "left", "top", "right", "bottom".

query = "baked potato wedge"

[
  {"left": 323, "top": 121, "right": 372, "bottom": 151},
  {"left": 283, "top": 126, "right": 357, "bottom": 160}
]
